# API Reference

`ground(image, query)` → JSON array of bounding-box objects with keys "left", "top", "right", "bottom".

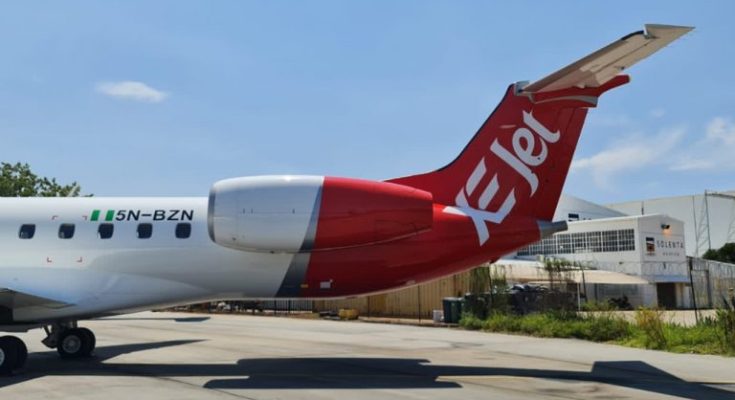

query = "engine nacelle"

[{"left": 208, "top": 175, "right": 434, "bottom": 253}]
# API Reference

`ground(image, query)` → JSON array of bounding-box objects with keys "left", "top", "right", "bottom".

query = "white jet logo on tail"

[{"left": 444, "top": 111, "right": 560, "bottom": 245}]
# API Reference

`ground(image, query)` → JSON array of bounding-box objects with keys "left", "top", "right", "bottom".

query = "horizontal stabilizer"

[{"left": 523, "top": 24, "right": 693, "bottom": 93}]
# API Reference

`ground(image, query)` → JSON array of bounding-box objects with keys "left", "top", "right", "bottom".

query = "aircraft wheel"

[
  {"left": 0, "top": 336, "right": 21, "bottom": 375},
  {"left": 4, "top": 336, "right": 27, "bottom": 369},
  {"left": 57, "top": 328, "right": 92, "bottom": 359},
  {"left": 77, "top": 328, "right": 96, "bottom": 357}
]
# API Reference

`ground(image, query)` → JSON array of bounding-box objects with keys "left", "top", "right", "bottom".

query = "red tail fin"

[
  {"left": 389, "top": 24, "right": 692, "bottom": 233},
  {"left": 389, "top": 76, "right": 628, "bottom": 224}
]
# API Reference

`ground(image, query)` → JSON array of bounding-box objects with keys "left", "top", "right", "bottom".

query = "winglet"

[{"left": 522, "top": 24, "right": 693, "bottom": 93}]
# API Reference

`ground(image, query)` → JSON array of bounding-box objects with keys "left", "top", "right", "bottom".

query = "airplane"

[{"left": 0, "top": 24, "right": 692, "bottom": 374}]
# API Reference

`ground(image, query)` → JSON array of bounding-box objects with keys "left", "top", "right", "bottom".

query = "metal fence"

[
  {"left": 691, "top": 257, "right": 735, "bottom": 308},
  {"left": 259, "top": 299, "right": 314, "bottom": 312}
]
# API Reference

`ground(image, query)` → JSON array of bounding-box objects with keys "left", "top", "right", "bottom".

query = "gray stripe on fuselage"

[{"left": 275, "top": 186, "right": 322, "bottom": 297}]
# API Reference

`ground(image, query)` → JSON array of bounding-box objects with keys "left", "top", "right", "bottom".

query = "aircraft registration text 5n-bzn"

[{"left": 89, "top": 209, "right": 195, "bottom": 222}]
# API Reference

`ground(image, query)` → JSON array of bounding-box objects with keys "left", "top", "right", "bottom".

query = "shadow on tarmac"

[
  {"left": 1, "top": 340, "right": 733, "bottom": 398},
  {"left": 99, "top": 316, "right": 211, "bottom": 323}
]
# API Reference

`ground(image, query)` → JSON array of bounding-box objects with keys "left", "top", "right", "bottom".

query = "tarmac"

[{"left": 1, "top": 311, "right": 734, "bottom": 399}]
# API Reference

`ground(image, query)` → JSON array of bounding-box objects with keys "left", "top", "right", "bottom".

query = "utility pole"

[
  {"left": 705, "top": 190, "right": 712, "bottom": 252},
  {"left": 687, "top": 257, "right": 699, "bottom": 324},
  {"left": 705, "top": 190, "right": 735, "bottom": 250},
  {"left": 692, "top": 195, "right": 700, "bottom": 257}
]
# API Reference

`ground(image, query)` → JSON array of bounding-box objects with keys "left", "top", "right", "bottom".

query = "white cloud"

[
  {"left": 571, "top": 127, "right": 685, "bottom": 190},
  {"left": 96, "top": 81, "right": 168, "bottom": 103},
  {"left": 670, "top": 157, "right": 715, "bottom": 171},
  {"left": 650, "top": 108, "right": 666, "bottom": 118},
  {"left": 665, "top": 116, "right": 735, "bottom": 172},
  {"left": 573, "top": 115, "right": 735, "bottom": 190},
  {"left": 706, "top": 116, "right": 735, "bottom": 145}
]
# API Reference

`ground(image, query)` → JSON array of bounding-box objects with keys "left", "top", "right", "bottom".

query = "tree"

[
  {"left": 703, "top": 243, "right": 735, "bottom": 264},
  {"left": 0, "top": 162, "right": 81, "bottom": 197}
]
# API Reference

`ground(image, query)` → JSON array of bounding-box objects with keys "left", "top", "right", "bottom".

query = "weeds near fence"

[
  {"left": 461, "top": 305, "right": 735, "bottom": 356},
  {"left": 715, "top": 294, "right": 735, "bottom": 354},
  {"left": 633, "top": 308, "right": 668, "bottom": 350},
  {"left": 460, "top": 310, "right": 629, "bottom": 343}
]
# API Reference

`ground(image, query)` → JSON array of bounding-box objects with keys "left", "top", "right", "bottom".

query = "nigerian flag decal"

[{"left": 90, "top": 210, "right": 115, "bottom": 221}]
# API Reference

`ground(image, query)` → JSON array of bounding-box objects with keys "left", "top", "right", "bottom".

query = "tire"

[
  {"left": 77, "top": 328, "right": 96, "bottom": 357},
  {"left": 57, "top": 328, "right": 87, "bottom": 359},
  {"left": 2, "top": 336, "right": 27, "bottom": 369},
  {"left": 0, "top": 336, "right": 19, "bottom": 375}
]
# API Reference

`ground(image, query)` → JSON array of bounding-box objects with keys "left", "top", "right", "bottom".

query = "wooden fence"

[{"left": 312, "top": 270, "right": 473, "bottom": 318}]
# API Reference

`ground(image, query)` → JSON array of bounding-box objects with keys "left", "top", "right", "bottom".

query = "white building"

[
  {"left": 508, "top": 200, "right": 690, "bottom": 308},
  {"left": 607, "top": 191, "right": 735, "bottom": 257}
]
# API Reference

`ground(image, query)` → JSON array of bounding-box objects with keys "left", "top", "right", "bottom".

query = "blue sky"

[{"left": 1, "top": 1, "right": 733, "bottom": 204}]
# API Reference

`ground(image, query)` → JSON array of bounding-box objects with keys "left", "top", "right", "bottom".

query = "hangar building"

[
  {"left": 511, "top": 212, "right": 688, "bottom": 308},
  {"left": 607, "top": 191, "right": 735, "bottom": 257},
  {"left": 507, "top": 191, "right": 735, "bottom": 308}
]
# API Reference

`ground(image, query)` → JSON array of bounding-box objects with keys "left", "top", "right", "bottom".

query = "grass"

[
  {"left": 621, "top": 321, "right": 725, "bottom": 355},
  {"left": 715, "top": 304, "right": 735, "bottom": 352},
  {"left": 462, "top": 311, "right": 630, "bottom": 342},
  {"left": 461, "top": 311, "right": 630, "bottom": 342},
  {"left": 460, "top": 307, "right": 735, "bottom": 356},
  {"left": 632, "top": 308, "right": 667, "bottom": 349}
]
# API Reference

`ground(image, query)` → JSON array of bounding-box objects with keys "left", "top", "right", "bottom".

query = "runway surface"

[{"left": 1, "top": 311, "right": 734, "bottom": 399}]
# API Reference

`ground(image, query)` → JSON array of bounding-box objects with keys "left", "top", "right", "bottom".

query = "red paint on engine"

[{"left": 312, "top": 177, "right": 433, "bottom": 250}]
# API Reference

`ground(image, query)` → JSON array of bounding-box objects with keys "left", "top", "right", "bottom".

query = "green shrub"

[
  {"left": 459, "top": 313, "right": 484, "bottom": 330},
  {"left": 460, "top": 310, "right": 629, "bottom": 342},
  {"left": 581, "top": 301, "right": 615, "bottom": 312},
  {"left": 581, "top": 313, "right": 631, "bottom": 342},
  {"left": 483, "top": 312, "right": 522, "bottom": 332},
  {"left": 664, "top": 323, "right": 723, "bottom": 354},
  {"left": 633, "top": 308, "right": 668, "bottom": 349}
]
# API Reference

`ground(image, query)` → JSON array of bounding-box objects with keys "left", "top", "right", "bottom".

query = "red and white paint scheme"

[{"left": 0, "top": 24, "right": 691, "bottom": 373}]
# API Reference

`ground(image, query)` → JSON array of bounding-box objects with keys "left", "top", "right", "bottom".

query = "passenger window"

[
  {"left": 98, "top": 223, "right": 114, "bottom": 239},
  {"left": 175, "top": 223, "right": 191, "bottom": 239},
  {"left": 137, "top": 223, "right": 153, "bottom": 239},
  {"left": 58, "top": 224, "right": 75, "bottom": 239},
  {"left": 19, "top": 224, "right": 36, "bottom": 239}
]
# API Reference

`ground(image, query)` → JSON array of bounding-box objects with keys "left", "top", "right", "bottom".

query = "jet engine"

[{"left": 208, "top": 175, "right": 433, "bottom": 253}]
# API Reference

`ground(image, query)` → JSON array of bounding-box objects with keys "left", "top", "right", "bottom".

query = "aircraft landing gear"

[
  {"left": 42, "top": 323, "right": 96, "bottom": 359},
  {"left": 57, "top": 328, "right": 96, "bottom": 359},
  {"left": 0, "top": 323, "right": 97, "bottom": 375},
  {"left": 0, "top": 335, "right": 28, "bottom": 375}
]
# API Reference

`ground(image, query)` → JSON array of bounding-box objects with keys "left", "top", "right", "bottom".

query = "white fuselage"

[{"left": 0, "top": 197, "right": 294, "bottom": 323}]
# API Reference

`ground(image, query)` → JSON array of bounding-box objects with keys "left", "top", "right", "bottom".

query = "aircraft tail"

[{"left": 389, "top": 24, "right": 692, "bottom": 228}]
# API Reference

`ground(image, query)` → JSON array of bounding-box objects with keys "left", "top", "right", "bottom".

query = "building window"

[
  {"left": 572, "top": 232, "right": 587, "bottom": 253},
  {"left": 137, "top": 223, "right": 153, "bottom": 239},
  {"left": 18, "top": 224, "right": 35, "bottom": 239},
  {"left": 587, "top": 231, "right": 602, "bottom": 252},
  {"left": 542, "top": 236, "right": 557, "bottom": 255},
  {"left": 58, "top": 224, "right": 75, "bottom": 239},
  {"left": 602, "top": 230, "right": 618, "bottom": 252},
  {"left": 619, "top": 228, "right": 635, "bottom": 251},
  {"left": 175, "top": 223, "right": 191, "bottom": 239},
  {"left": 517, "top": 228, "right": 636, "bottom": 256},
  {"left": 557, "top": 234, "right": 572, "bottom": 254},
  {"left": 98, "top": 223, "right": 114, "bottom": 239}
]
